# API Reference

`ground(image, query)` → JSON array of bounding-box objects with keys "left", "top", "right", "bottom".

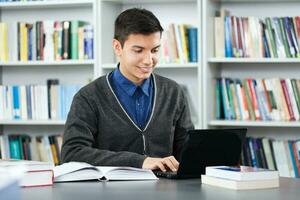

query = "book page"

[
  {"left": 54, "top": 162, "right": 99, "bottom": 178},
  {"left": 96, "top": 167, "right": 158, "bottom": 181}
]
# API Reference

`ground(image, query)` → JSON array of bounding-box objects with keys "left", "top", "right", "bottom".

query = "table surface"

[{"left": 21, "top": 177, "right": 300, "bottom": 200}]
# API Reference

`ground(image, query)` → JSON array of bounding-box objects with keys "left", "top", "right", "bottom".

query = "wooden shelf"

[
  {"left": 209, "top": 120, "right": 300, "bottom": 127},
  {"left": 0, "top": 60, "right": 95, "bottom": 66},
  {"left": 208, "top": 58, "right": 300, "bottom": 64},
  {"left": 0, "top": 120, "right": 66, "bottom": 125}
]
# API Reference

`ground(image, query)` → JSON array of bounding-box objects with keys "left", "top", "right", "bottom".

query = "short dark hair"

[{"left": 114, "top": 8, "right": 164, "bottom": 46}]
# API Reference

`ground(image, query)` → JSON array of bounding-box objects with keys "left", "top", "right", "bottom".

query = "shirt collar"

[{"left": 113, "top": 64, "right": 151, "bottom": 97}]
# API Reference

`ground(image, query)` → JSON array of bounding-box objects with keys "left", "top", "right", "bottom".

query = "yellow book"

[
  {"left": 179, "top": 24, "right": 189, "bottom": 63},
  {"left": 50, "top": 143, "right": 59, "bottom": 165},
  {"left": 0, "top": 23, "right": 8, "bottom": 62},
  {"left": 20, "top": 23, "right": 28, "bottom": 61},
  {"left": 0, "top": 23, "right": 4, "bottom": 62}
]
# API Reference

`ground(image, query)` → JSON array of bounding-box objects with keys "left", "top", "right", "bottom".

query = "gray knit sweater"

[{"left": 61, "top": 72, "right": 194, "bottom": 168}]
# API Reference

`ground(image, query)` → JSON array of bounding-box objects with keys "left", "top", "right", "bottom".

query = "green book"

[
  {"left": 265, "top": 18, "right": 278, "bottom": 58},
  {"left": 278, "top": 18, "right": 291, "bottom": 58},
  {"left": 9, "top": 135, "right": 21, "bottom": 159},
  {"left": 215, "top": 79, "right": 221, "bottom": 119},
  {"left": 269, "top": 90, "right": 277, "bottom": 110},
  {"left": 71, "top": 20, "right": 88, "bottom": 59},
  {"left": 226, "top": 78, "right": 236, "bottom": 120},
  {"left": 70, "top": 20, "right": 79, "bottom": 59},
  {"left": 291, "top": 79, "right": 300, "bottom": 115},
  {"left": 18, "top": 136, "right": 24, "bottom": 160}
]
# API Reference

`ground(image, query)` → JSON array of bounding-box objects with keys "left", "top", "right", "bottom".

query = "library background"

[{"left": 0, "top": 0, "right": 300, "bottom": 178}]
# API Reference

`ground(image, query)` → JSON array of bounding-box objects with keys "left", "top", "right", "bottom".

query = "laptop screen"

[{"left": 177, "top": 128, "right": 247, "bottom": 178}]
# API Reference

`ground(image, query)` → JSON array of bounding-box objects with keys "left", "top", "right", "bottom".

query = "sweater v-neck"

[{"left": 105, "top": 73, "right": 157, "bottom": 133}]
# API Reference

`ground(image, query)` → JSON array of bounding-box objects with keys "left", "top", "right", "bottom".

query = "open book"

[{"left": 54, "top": 162, "right": 158, "bottom": 182}]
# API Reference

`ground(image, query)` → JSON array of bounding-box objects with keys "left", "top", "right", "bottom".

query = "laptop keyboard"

[{"left": 153, "top": 170, "right": 178, "bottom": 179}]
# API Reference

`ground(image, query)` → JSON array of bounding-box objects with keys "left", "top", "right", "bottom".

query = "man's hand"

[{"left": 142, "top": 156, "right": 179, "bottom": 172}]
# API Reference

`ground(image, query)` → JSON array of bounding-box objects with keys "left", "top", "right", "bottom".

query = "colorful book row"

[
  {"left": 0, "top": 134, "right": 62, "bottom": 166},
  {"left": 160, "top": 23, "right": 198, "bottom": 64},
  {"left": 0, "top": 20, "right": 93, "bottom": 62},
  {"left": 0, "top": 81, "right": 81, "bottom": 120},
  {"left": 241, "top": 136, "right": 300, "bottom": 178},
  {"left": 215, "top": 10, "right": 300, "bottom": 58},
  {"left": 215, "top": 78, "right": 300, "bottom": 121}
]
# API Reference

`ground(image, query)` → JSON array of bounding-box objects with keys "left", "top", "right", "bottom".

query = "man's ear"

[{"left": 112, "top": 39, "right": 122, "bottom": 56}]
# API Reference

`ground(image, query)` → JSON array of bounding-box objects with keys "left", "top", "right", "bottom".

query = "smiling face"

[{"left": 113, "top": 32, "right": 161, "bottom": 85}]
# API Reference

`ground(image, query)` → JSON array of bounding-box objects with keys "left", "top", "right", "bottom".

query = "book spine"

[
  {"left": 188, "top": 27, "right": 198, "bottom": 62},
  {"left": 281, "top": 79, "right": 295, "bottom": 120}
]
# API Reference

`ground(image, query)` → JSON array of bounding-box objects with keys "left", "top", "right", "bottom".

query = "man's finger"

[
  {"left": 157, "top": 161, "right": 167, "bottom": 172},
  {"left": 163, "top": 158, "right": 177, "bottom": 172},
  {"left": 168, "top": 156, "right": 179, "bottom": 169}
]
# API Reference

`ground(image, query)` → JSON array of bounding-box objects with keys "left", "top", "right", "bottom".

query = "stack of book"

[
  {"left": 0, "top": 160, "right": 54, "bottom": 187},
  {"left": 201, "top": 166, "right": 279, "bottom": 190}
]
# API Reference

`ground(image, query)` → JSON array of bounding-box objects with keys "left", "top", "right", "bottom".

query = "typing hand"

[{"left": 142, "top": 156, "right": 179, "bottom": 172}]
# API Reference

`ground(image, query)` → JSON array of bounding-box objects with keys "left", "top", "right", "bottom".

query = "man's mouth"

[{"left": 137, "top": 67, "right": 152, "bottom": 73}]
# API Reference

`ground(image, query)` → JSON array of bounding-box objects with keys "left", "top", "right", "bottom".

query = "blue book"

[
  {"left": 263, "top": 33, "right": 271, "bottom": 58},
  {"left": 84, "top": 25, "right": 94, "bottom": 59},
  {"left": 252, "top": 80, "right": 266, "bottom": 120},
  {"left": 12, "top": 85, "right": 21, "bottom": 119},
  {"left": 187, "top": 27, "right": 198, "bottom": 62},
  {"left": 224, "top": 16, "right": 233, "bottom": 57},
  {"left": 248, "top": 138, "right": 258, "bottom": 167},
  {"left": 27, "top": 24, "right": 33, "bottom": 60},
  {"left": 25, "top": 85, "right": 32, "bottom": 119}
]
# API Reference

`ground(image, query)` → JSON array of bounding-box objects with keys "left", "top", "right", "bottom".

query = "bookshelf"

[
  {"left": 99, "top": 0, "right": 202, "bottom": 128},
  {"left": 203, "top": 0, "right": 300, "bottom": 130},
  {"left": 0, "top": 0, "right": 98, "bottom": 136},
  {"left": 203, "top": 0, "right": 300, "bottom": 177}
]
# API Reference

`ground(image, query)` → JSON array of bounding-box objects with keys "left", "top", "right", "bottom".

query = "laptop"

[{"left": 153, "top": 128, "right": 247, "bottom": 179}]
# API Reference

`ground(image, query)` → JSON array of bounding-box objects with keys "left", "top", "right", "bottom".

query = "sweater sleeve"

[
  {"left": 173, "top": 89, "right": 195, "bottom": 160},
  {"left": 61, "top": 92, "right": 146, "bottom": 168}
]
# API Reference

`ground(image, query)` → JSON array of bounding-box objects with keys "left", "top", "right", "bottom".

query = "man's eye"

[
  {"left": 152, "top": 49, "right": 159, "bottom": 53},
  {"left": 134, "top": 50, "right": 142, "bottom": 53}
]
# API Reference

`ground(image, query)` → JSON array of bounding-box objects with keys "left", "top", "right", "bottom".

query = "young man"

[{"left": 61, "top": 8, "right": 194, "bottom": 172}]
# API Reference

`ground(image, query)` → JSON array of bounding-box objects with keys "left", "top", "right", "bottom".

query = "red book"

[
  {"left": 0, "top": 160, "right": 54, "bottom": 187},
  {"left": 280, "top": 79, "right": 295, "bottom": 121},
  {"left": 247, "top": 79, "right": 261, "bottom": 120},
  {"left": 292, "top": 142, "right": 300, "bottom": 177}
]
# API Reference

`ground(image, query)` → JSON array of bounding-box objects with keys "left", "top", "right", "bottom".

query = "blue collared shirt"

[{"left": 109, "top": 66, "right": 154, "bottom": 129}]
